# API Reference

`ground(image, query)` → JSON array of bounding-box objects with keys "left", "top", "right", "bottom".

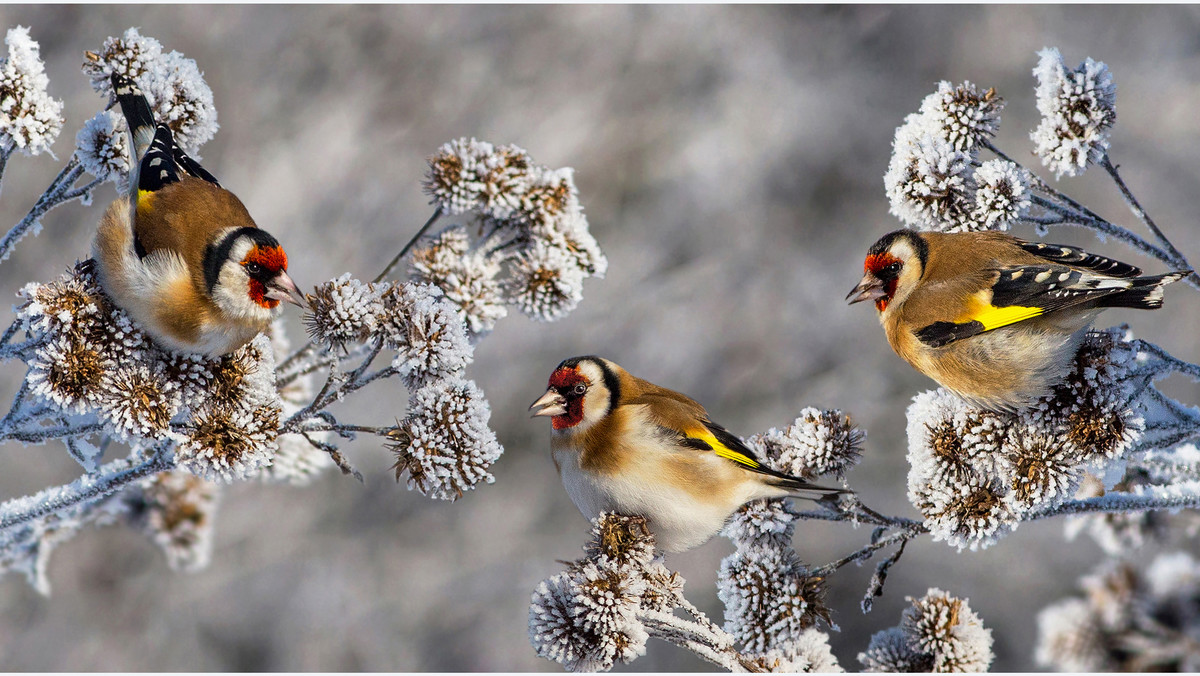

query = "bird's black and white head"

[
  {"left": 205, "top": 226, "right": 305, "bottom": 322},
  {"left": 846, "top": 229, "right": 929, "bottom": 313},
  {"left": 529, "top": 356, "right": 621, "bottom": 432}
]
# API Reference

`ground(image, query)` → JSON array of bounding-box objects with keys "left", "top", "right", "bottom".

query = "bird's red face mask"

[
  {"left": 529, "top": 367, "right": 588, "bottom": 430},
  {"left": 242, "top": 244, "right": 304, "bottom": 310},
  {"left": 847, "top": 253, "right": 902, "bottom": 312}
]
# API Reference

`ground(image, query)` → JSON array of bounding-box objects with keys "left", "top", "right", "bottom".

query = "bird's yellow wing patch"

[
  {"left": 960, "top": 303, "right": 1044, "bottom": 331},
  {"left": 685, "top": 428, "right": 762, "bottom": 469}
]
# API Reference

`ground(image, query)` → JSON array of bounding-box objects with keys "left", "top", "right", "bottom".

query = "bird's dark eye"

[
  {"left": 572, "top": 383, "right": 587, "bottom": 396},
  {"left": 245, "top": 262, "right": 263, "bottom": 275},
  {"left": 881, "top": 262, "right": 902, "bottom": 276}
]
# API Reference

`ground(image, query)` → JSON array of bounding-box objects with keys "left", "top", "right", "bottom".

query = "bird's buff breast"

[
  {"left": 551, "top": 434, "right": 766, "bottom": 553},
  {"left": 891, "top": 316, "right": 1083, "bottom": 411}
]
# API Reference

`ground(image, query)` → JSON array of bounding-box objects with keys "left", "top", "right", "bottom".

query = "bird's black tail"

[
  {"left": 765, "top": 473, "right": 851, "bottom": 500},
  {"left": 1097, "top": 270, "right": 1190, "bottom": 310},
  {"left": 110, "top": 73, "right": 156, "bottom": 164}
]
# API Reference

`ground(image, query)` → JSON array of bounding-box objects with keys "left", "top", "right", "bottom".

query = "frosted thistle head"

[
  {"left": 1031, "top": 47, "right": 1117, "bottom": 178},
  {"left": 387, "top": 378, "right": 502, "bottom": 501},
  {"left": 303, "top": 273, "right": 384, "bottom": 352},
  {"left": 0, "top": 26, "right": 64, "bottom": 157},
  {"left": 884, "top": 118, "right": 976, "bottom": 232},
  {"left": 583, "top": 513, "right": 657, "bottom": 568},
  {"left": 75, "top": 109, "right": 131, "bottom": 186},
  {"left": 900, "top": 589, "right": 994, "bottom": 672},
  {"left": 751, "top": 407, "right": 864, "bottom": 480},
  {"left": 83, "top": 28, "right": 217, "bottom": 153},
  {"left": 918, "top": 80, "right": 1004, "bottom": 152},
  {"left": 971, "top": 159, "right": 1030, "bottom": 231}
]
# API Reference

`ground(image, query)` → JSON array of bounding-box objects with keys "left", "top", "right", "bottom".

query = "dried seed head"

[
  {"left": 583, "top": 513, "right": 657, "bottom": 567},
  {"left": 303, "top": 273, "right": 384, "bottom": 351}
]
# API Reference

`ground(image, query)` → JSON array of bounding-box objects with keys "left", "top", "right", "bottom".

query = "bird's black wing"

[
  {"left": 1017, "top": 240, "right": 1142, "bottom": 278},
  {"left": 915, "top": 264, "right": 1156, "bottom": 348}
]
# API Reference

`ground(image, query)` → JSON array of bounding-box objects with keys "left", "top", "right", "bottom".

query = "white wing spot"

[
  {"left": 1060, "top": 247, "right": 1073, "bottom": 255},
  {"left": 1035, "top": 270, "right": 1052, "bottom": 283},
  {"left": 1010, "top": 269, "right": 1024, "bottom": 280},
  {"left": 1058, "top": 272, "right": 1071, "bottom": 282}
]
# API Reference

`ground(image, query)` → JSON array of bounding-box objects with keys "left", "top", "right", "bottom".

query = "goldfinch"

[
  {"left": 847, "top": 229, "right": 1189, "bottom": 412},
  {"left": 529, "top": 356, "right": 844, "bottom": 553},
  {"left": 92, "top": 73, "right": 303, "bottom": 356}
]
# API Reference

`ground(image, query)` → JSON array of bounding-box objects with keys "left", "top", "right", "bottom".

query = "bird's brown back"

[
  {"left": 134, "top": 178, "right": 259, "bottom": 293},
  {"left": 897, "top": 230, "right": 1051, "bottom": 327}
]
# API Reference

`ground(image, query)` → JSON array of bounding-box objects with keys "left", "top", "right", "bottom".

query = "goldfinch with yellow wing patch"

[
  {"left": 92, "top": 73, "right": 304, "bottom": 356},
  {"left": 529, "top": 356, "right": 845, "bottom": 553},
  {"left": 847, "top": 229, "right": 1189, "bottom": 412}
]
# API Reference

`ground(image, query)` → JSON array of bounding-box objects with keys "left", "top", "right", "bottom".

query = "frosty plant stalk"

[
  {"left": 530, "top": 47, "right": 1200, "bottom": 673},
  {"left": 0, "top": 26, "right": 606, "bottom": 593}
]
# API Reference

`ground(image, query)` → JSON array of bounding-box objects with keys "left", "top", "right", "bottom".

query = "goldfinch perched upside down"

[
  {"left": 530, "top": 356, "right": 845, "bottom": 553},
  {"left": 847, "top": 229, "right": 1189, "bottom": 412},
  {"left": 92, "top": 73, "right": 304, "bottom": 356}
]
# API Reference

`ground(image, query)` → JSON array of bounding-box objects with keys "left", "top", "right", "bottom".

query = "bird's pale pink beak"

[
  {"left": 846, "top": 274, "right": 887, "bottom": 305},
  {"left": 266, "top": 271, "right": 307, "bottom": 307},
  {"left": 529, "top": 389, "right": 566, "bottom": 418}
]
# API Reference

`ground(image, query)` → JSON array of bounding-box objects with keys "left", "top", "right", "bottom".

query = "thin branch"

[
  {"left": 1027, "top": 194, "right": 1174, "bottom": 264},
  {"left": 0, "top": 443, "right": 173, "bottom": 530},
  {"left": 861, "top": 540, "right": 908, "bottom": 613},
  {"left": 641, "top": 610, "right": 759, "bottom": 672},
  {"left": 0, "top": 160, "right": 86, "bottom": 264},
  {"left": 1027, "top": 489, "right": 1200, "bottom": 521},
  {"left": 1101, "top": 155, "right": 1195, "bottom": 277},
  {"left": 810, "top": 526, "right": 925, "bottom": 578},
  {"left": 372, "top": 207, "right": 443, "bottom": 284}
]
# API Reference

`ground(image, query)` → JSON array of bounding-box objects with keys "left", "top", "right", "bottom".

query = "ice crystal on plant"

[
  {"left": 0, "top": 26, "right": 63, "bottom": 157},
  {"left": 749, "top": 629, "right": 843, "bottom": 673},
  {"left": 75, "top": 109, "right": 131, "bottom": 185},
  {"left": 423, "top": 137, "right": 494, "bottom": 215},
  {"left": 906, "top": 329, "right": 1148, "bottom": 549},
  {"left": 751, "top": 407, "right": 864, "bottom": 480},
  {"left": 82, "top": 28, "right": 217, "bottom": 153},
  {"left": 971, "top": 159, "right": 1030, "bottom": 230},
  {"left": 409, "top": 224, "right": 508, "bottom": 338},
  {"left": 124, "top": 470, "right": 220, "bottom": 572},
  {"left": 388, "top": 378, "right": 502, "bottom": 500},
  {"left": 175, "top": 335, "right": 280, "bottom": 482},
  {"left": 1022, "top": 326, "right": 1144, "bottom": 461},
  {"left": 25, "top": 335, "right": 110, "bottom": 413},
  {"left": 718, "top": 542, "right": 832, "bottom": 655},
  {"left": 383, "top": 281, "right": 473, "bottom": 388},
  {"left": 902, "top": 588, "right": 994, "bottom": 672},
  {"left": 529, "top": 513, "right": 671, "bottom": 672},
  {"left": 583, "top": 513, "right": 657, "bottom": 568},
  {"left": 861, "top": 589, "right": 992, "bottom": 672},
  {"left": 505, "top": 239, "right": 586, "bottom": 322},
  {"left": 859, "top": 627, "right": 934, "bottom": 672},
  {"left": 519, "top": 166, "right": 582, "bottom": 230},
  {"left": 884, "top": 119, "right": 976, "bottom": 232},
  {"left": 304, "top": 273, "right": 384, "bottom": 351},
  {"left": 918, "top": 80, "right": 1004, "bottom": 152},
  {"left": 98, "top": 360, "right": 180, "bottom": 439},
  {"left": 1036, "top": 553, "right": 1200, "bottom": 671},
  {"left": 1002, "top": 428, "right": 1084, "bottom": 512},
  {"left": 722, "top": 498, "right": 800, "bottom": 547},
  {"left": 1031, "top": 47, "right": 1117, "bottom": 178},
  {"left": 82, "top": 27, "right": 165, "bottom": 93}
]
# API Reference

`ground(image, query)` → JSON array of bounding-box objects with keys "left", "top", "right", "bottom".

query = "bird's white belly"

[{"left": 554, "top": 448, "right": 754, "bottom": 553}]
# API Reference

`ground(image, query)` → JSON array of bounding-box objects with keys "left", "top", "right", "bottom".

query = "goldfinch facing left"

[
  {"left": 847, "top": 229, "right": 1188, "bottom": 412},
  {"left": 530, "top": 356, "right": 844, "bottom": 553},
  {"left": 92, "top": 73, "right": 304, "bottom": 356}
]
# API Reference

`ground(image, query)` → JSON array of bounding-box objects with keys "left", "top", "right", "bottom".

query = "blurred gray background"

[{"left": 1, "top": 5, "right": 1199, "bottom": 671}]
